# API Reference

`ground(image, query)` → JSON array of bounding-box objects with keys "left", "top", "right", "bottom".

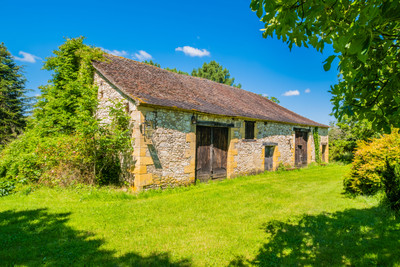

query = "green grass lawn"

[{"left": 1, "top": 164, "right": 399, "bottom": 266}]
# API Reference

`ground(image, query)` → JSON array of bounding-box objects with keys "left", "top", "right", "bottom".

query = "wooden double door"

[
  {"left": 295, "top": 131, "right": 308, "bottom": 167},
  {"left": 196, "top": 126, "right": 228, "bottom": 182}
]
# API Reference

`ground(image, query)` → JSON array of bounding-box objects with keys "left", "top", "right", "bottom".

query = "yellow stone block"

[
  {"left": 184, "top": 164, "right": 195, "bottom": 174},
  {"left": 230, "top": 149, "right": 238, "bottom": 156},
  {"left": 133, "top": 149, "right": 146, "bottom": 157},
  {"left": 140, "top": 157, "right": 153, "bottom": 165},
  {"left": 135, "top": 173, "right": 153, "bottom": 187},
  {"left": 189, "top": 141, "right": 196, "bottom": 151},
  {"left": 133, "top": 165, "right": 147, "bottom": 174},
  {"left": 186, "top": 132, "right": 196, "bottom": 143}
]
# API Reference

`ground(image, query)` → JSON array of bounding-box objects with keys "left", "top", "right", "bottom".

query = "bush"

[
  {"left": 379, "top": 160, "right": 400, "bottom": 211},
  {"left": 344, "top": 130, "right": 400, "bottom": 195}
]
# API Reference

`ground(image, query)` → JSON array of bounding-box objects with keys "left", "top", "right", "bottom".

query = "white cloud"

[
  {"left": 305, "top": 88, "right": 311, "bottom": 93},
  {"left": 101, "top": 48, "right": 128, "bottom": 57},
  {"left": 283, "top": 90, "right": 300, "bottom": 96},
  {"left": 133, "top": 50, "right": 153, "bottom": 61},
  {"left": 13, "top": 51, "right": 41, "bottom": 63},
  {"left": 262, "top": 93, "right": 269, "bottom": 97},
  {"left": 175, "top": 46, "right": 210, "bottom": 57}
]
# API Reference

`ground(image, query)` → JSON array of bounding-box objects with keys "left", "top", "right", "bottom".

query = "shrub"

[
  {"left": 344, "top": 130, "right": 400, "bottom": 195},
  {"left": 379, "top": 160, "right": 400, "bottom": 211}
]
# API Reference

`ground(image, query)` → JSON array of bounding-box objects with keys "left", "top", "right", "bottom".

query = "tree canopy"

[
  {"left": 191, "top": 61, "right": 242, "bottom": 88},
  {"left": 251, "top": 0, "right": 400, "bottom": 132},
  {"left": 0, "top": 43, "right": 30, "bottom": 148},
  {"left": 143, "top": 60, "right": 241, "bottom": 87}
]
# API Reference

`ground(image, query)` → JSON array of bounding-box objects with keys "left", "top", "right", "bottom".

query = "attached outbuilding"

[{"left": 93, "top": 55, "right": 329, "bottom": 191}]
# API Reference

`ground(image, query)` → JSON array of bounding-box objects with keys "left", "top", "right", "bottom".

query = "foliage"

[
  {"left": 329, "top": 116, "right": 379, "bottom": 163},
  {"left": 33, "top": 37, "right": 103, "bottom": 135},
  {"left": 143, "top": 59, "right": 243, "bottom": 86},
  {"left": 344, "top": 130, "right": 400, "bottom": 195},
  {"left": 3, "top": 165, "right": 395, "bottom": 266},
  {"left": 164, "top": 67, "right": 189, "bottom": 75},
  {"left": 0, "top": 37, "right": 133, "bottom": 192},
  {"left": 142, "top": 60, "right": 160, "bottom": 68},
  {"left": 0, "top": 43, "right": 31, "bottom": 149},
  {"left": 313, "top": 127, "right": 321, "bottom": 163},
  {"left": 251, "top": 1, "right": 400, "bottom": 133},
  {"left": 266, "top": 96, "right": 280, "bottom": 104},
  {"left": 379, "top": 160, "right": 400, "bottom": 211},
  {"left": 191, "top": 60, "right": 242, "bottom": 88},
  {"left": 142, "top": 60, "right": 189, "bottom": 75},
  {"left": 276, "top": 162, "right": 294, "bottom": 171}
]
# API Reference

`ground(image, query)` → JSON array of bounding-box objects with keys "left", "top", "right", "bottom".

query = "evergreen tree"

[
  {"left": 191, "top": 61, "right": 241, "bottom": 88},
  {"left": 0, "top": 43, "right": 30, "bottom": 148}
]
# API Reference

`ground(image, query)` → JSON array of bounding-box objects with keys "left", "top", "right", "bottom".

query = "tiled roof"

[{"left": 93, "top": 55, "right": 328, "bottom": 127}]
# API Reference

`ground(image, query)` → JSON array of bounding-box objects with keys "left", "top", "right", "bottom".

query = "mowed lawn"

[{"left": 1, "top": 164, "right": 399, "bottom": 266}]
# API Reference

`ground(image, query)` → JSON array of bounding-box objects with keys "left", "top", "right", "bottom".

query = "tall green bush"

[
  {"left": 380, "top": 160, "right": 400, "bottom": 211},
  {"left": 344, "top": 130, "right": 400, "bottom": 196}
]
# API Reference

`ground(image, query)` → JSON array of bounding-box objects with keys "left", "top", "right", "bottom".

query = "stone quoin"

[{"left": 93, "top": 55, "right": 329, "bottom": 191}]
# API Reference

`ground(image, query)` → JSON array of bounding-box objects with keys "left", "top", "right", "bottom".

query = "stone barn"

[{"left": 93, "top": 55, "right": 329, "bottom": 191}]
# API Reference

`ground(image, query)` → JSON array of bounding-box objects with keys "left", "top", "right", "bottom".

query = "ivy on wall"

[{"left": 313, "top": 127, "right": 321, "bottom": 163}]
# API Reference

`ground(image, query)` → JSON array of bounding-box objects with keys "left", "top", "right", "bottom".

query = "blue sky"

[{"left": 1, "top": 0, "right": 339, "bottom": 125}]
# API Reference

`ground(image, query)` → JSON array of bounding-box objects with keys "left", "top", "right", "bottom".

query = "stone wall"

[
  {"left": 319, "top": 127, "right": 329, "bottom": 162},
  {"left": 140, "top": 107, "right": 195, "bottom": 189},
  {"left": 94, "top": 72, "right": 136, "bottom": 123}
]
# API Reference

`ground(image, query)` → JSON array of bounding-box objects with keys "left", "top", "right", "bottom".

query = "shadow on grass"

[
  {"left": 230, "top": 207, "right": 400, "bottom": 266},
  {"left": 0, "top": 209, "right": 190, "bottom": 266}
]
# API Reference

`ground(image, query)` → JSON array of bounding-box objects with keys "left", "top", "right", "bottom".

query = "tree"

[
  {"left": 265, "top": 96, "right": 280, "bottom": 104},
  {"left": 329, "top": 116, "right": 380, "bottom": 163},
  {"left": 143, "top": 60, "right": 160, "bottom": 68},
  {"left": 143, "top": 61, "right": 189, "bottom": 75},
  {"left": 0, "top": 43, "right": 30, "bottom": 148},
  {"left": 164, "top": 67, "right": 189, "bottom": 75},
  {"left": 251, "top": 1, "right": 400, "bottom": 132},
  {"left": 191, "top": 61, "right": 242, "bottom": 88}
]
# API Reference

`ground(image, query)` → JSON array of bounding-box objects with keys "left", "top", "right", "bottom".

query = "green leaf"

[
  {"left": 323, "top": 55, "right": 336, "bottom": 71},
  {"left": 361, "top": 33, "right": 371, "bottom": 55}
]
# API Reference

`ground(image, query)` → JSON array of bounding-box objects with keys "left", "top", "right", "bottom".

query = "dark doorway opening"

[
  {"left": 264, "top": 146, "right": 275, "bottom": 171},
  {"left": 322, "top": 144, "right": 327, "bottom": 162},
  {"left": 295, "top": 131, "right": 308, "bottom": 167}
]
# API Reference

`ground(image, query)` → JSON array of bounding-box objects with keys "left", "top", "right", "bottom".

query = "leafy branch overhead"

[{"left": 251, "top": 0, "right": 400, "bottom": 132}]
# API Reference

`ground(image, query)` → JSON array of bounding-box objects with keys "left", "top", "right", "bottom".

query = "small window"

[{"left": 245, "top": 121, "right": 255, "bottom": 139}]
